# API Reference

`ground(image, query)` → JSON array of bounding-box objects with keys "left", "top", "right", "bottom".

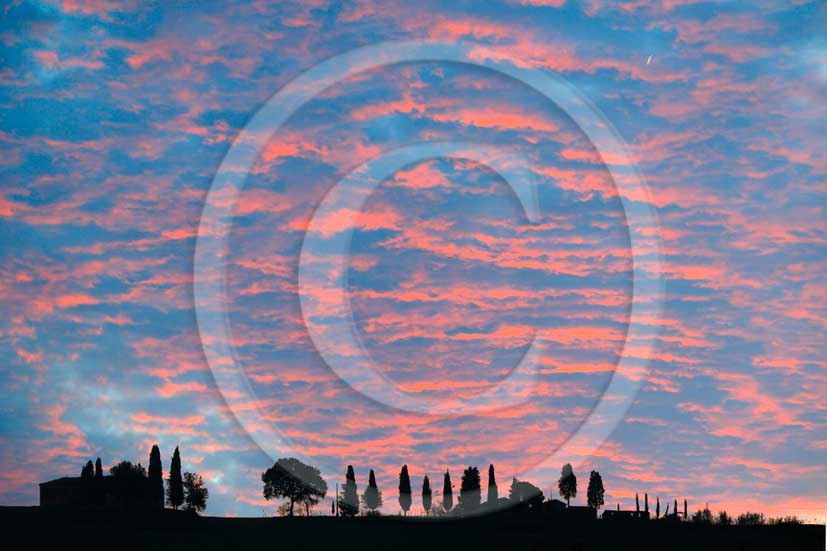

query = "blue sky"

[{"left": 1, "top": 0, "right": 825, "bottom": 520}]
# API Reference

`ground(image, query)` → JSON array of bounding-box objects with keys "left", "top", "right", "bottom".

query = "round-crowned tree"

[{"left": 262, "top": 457, "right": 328, "bottom": 517}]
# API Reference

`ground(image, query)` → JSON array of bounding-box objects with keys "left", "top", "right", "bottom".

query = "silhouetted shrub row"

[{"left": 689, "top": 508, "right": 801, "bottom": 526}]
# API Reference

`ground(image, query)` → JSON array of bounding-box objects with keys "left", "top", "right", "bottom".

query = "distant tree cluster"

[
  {"left": 76, "top": 444, "right": 208, "bottom": 513},
  {"left": 687, "top": 508, "right": 800, "bottom": 526}
]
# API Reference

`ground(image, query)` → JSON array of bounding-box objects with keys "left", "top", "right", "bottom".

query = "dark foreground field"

[{"left": 2, "top": 506, "right": 824, "bottom": 551}]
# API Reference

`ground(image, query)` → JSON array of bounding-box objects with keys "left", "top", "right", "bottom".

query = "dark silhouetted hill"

[{"left": 3, "top": 506, "right": 824, "bottom": 551}]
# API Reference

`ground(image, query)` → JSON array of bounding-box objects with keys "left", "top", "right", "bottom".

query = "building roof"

[
  {"left": 40, "top": 475, "right": 112, "bottom": 487},
  {"left": 39, "top": 477, "right": 82, "bottom": 487}
]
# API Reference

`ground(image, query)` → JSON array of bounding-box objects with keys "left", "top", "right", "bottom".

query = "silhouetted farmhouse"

[
  {"left": 39, "top": 475, "right": 159, "bottom": 510},
  {"left": 39, "top": 477, "right": 91, "bottom": 507}
]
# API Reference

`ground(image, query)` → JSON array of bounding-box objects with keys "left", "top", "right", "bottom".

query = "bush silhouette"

[
  {"left": 737, "top": 512, "right": 765, "bottom": 525},
  {"left": 459, "top": 466, "right": 481, "bottom": 513},
  {"left": 509, "top": 478, "right": 544, "bottom": 510},
  {"left": 691, "top": 507, "right": 713, "bottom": 524}
]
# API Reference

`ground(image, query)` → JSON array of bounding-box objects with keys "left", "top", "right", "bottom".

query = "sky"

[{"left": 1, "top": 0, "right": 826, "bottom": 521}]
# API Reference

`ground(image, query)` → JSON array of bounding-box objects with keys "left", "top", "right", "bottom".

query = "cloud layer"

[{"left": 1, "top": 0, "right": 825, "bottom": 521}]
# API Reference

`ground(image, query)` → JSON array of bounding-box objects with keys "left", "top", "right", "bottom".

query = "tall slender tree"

[
  {"left": 166, "top": 446, "right": 184, "bottom": 510},
  {"left": 684, "top": 499, "right": 687, "bottom": 519},
  {"left": 636, "top": 493, "right": 640, "bottom": 513},
  {"left": 339, "top": 465, "right": 359, "bottom": 517},
  {"left": 361, "top": 469, "right": 382, "bottom": 514},
  {"left": 558, "top": 463, "right": 577, "bottom": 506},
  {"left": 398, "top": 465, "right": 412, "bottom": 515},
  {"left": 586, "top": 470, "right": 605, "bottom": 510},
  {"left": 459, "top": 466, "right": 481, "bottom": 513},
  {"left": 674, "top": 499, "right": 678, "bottom": 518},
  {"left": 421, "top": 476, "right": 432, "bottom": 515},
  {"left": 486, "top": 464, "right": 498, "bottom": 506},
  {"left": 442, "top": 471, "right": 453, "bottom": 512},
  {"left": 644, "top": 493, "right": 649, "bottom": 514},
  {"left": 148, "top": 444, "right": 164, "bottom": 508},
  {"left": 92, "top": 457, "right": 104, "bottom": 506},
  {"left": 656, "top": 496, "right": 660, "bottom": 519}
]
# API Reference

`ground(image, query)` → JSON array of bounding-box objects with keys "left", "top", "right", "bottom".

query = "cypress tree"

[
  {"left": 486, "top": 464, "right": 498, "bottom": 506},
  {"left": 148, "top": 444, "right": 164, "bottom": 508},
  {"left": 636, "top": 493, "right": 640, "bottom": 513},
  {"left": 421, "top": 476, "right": 432, "bottom": 515},
  {"left": 398, "top": 465, "right": 412, "bottom": 515},
  {"left": 339, "top": 465, "right": 359, "bottom": 516},
  {"left": 442, "top": 470, "right": 453, "bottom": 512},
  {"left": 166, "top": 446, "right": 184, "bottom": 510},
  {"left": 656, "top": 496, "right": 660, "bottom": 519},
  {"left": 362, "top": 469, "right": 382, "bottom": 513},
  {"left": 94, "top": 458, "right": 103, "bottom": 479},
  {"left": 674, "top": 499, "right": 678, "bottom": 517},
  {"left": 645, "top": 493, "right": 649, "bottom": 514}
]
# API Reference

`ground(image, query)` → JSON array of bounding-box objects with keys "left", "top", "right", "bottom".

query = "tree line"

[
  {"left": 78, "top": 444, "right": 208, "bottom": 512},
  {"left": 260, "top": 458, "right": 803, "bottom": 523},
  {"left": 261, "top": 458, "right": 608, "bottom": 517}
]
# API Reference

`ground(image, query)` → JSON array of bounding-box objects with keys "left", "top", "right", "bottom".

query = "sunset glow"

[{"left": 1, "top": 0, "right": 825, "bottom": 523}]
